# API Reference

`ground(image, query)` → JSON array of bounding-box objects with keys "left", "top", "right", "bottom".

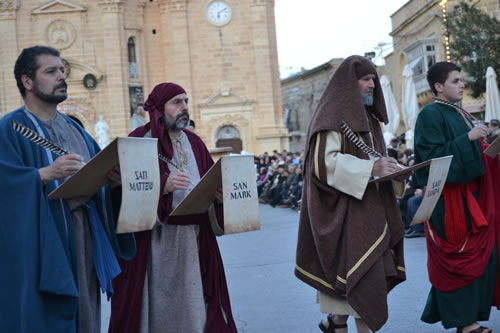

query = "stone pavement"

[{"left": 101, "top": 204, "right": 500, "bottom": 332}]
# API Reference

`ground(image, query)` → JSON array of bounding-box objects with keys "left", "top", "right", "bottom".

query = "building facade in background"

[
  {"left": 280, "top": 58, "right": 343, "bottom": 152},
  {"left": 382, "top": 0, "right": 500, "bottom": 119},
  {"left": 0, "top": 0, "right": 289, "bottom": 154}
]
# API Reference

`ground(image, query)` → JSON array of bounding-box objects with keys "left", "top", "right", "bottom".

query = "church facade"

[{"left": 0, "top": 0, "right": 289, "bottom": 154}]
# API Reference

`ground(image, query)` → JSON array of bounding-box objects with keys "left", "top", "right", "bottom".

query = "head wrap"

[
  {"left": 129, "top": 82, "right": 188, "bottom": 222},
  {"left": 143, "top": 83, "right": 186, "bottom": 115},
  {"left": 308, "top": 55, "right": 388, "bottom": 135},
  {"left": 141, "top": 82, "right": 186, "bottom": 159}
]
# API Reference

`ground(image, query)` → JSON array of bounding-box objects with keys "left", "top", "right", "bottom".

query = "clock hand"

[{"left": 216, "top": 8, "right": 228, "bottom": 19}]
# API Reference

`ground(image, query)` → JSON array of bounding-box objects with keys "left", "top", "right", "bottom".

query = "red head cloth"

[{"left": 142, "top": 82, "right": 186, "bottom": 159}]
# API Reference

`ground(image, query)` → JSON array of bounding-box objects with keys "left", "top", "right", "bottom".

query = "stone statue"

[
  {"left": 94, "top": 115, "right": 110, "bottom": 148},
  {"left": 131, "top": 105, "right": 147, "bottom": 130}
]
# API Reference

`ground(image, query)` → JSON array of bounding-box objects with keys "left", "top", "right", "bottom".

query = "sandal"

[
  {"left": 318, "top": 314, "right": 348, "bottom": 333},
  {"left": 456, "top": 325, "right": 492, "bottom": 333}
]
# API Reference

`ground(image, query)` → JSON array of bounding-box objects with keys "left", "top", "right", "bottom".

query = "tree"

[{"left": 448, "top": 1, "right": 500, "bottom": 98}]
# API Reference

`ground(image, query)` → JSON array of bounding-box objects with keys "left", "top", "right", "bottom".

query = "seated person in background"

[
  {"left": 282, "top": 164, "right": 304, "bottom": 210},
  {"left": 486, "top": 119, "right": 499, "bottom": 144},
  {"left": 403, "top": 181, "right": 425, "bottom": 238},
  {"left": 269, "top": 168, "right": 289, "bottom": 207},
  {"left": 398, "top": 172, "right": 419, "bottom": 228},
  {"left": 259, "top": 165, "right": 281, "bottom": 204},
  {"left": 256, "top": 167, "right": 268, "bottom": 197}
]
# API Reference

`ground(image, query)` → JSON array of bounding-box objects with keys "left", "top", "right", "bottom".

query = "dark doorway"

[{"left": 216, "top": 138, "right": 242, "bottom": 154}]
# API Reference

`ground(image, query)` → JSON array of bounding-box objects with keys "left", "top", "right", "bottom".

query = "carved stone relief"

[
  {"left": 46, "top": 19, "right": 76, "bottom": 50},
  {"left": 216, "top": 125, "right": 241, "bottom": 140},
  {"left": 0, "top": 0, "right": 19, "bottom": 10}
]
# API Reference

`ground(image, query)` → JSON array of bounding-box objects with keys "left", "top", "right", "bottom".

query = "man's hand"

[
  {"left": 165, "top": 172, "right": 191, "bottom": 194},
  {"left": 39, "top": 153, "right": 85, "bottom": 185},
  {"left": 214, "top": 187, "right": 223, "bottom": 204},
  {"left": 468, "top": 124, "right": 489, "bottom": 141},
  {"left": 372, "top": 157, "right": 402, "bottom": 178},
  {"left": 107, "top": 165, "right": 121, "bottom": 188}
]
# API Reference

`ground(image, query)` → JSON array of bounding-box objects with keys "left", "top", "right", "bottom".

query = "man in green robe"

[{"left": 414, "top": 61, "right": 498, "bottom": 333}]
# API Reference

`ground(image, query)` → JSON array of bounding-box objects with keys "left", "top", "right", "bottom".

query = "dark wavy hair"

[
  {"left": 426, "top": 61, "right": 461, "bottom": 96},
  {"left": 14, "top": 45, "right": 60, "bottom": 97}
]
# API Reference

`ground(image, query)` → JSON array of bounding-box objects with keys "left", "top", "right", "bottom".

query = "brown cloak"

[{"left": 295, "top": 56, "right": 406, "bottom": 332}]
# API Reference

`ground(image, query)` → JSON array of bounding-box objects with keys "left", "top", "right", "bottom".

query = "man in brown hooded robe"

[{"left": 295, "top": 55, "right": 407, "bottom": 333}]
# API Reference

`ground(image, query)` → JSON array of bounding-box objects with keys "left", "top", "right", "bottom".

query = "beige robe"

[
  {"left": 43, "top": 113, "right": 101, "bottom": 333},
  {"left": 140, "top": 130, "right": 223, "bottom": 333}
]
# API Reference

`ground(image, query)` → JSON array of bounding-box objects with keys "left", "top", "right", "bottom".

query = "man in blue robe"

[{"left": 0, "top": 45, "right": 135, "bottom": 333}]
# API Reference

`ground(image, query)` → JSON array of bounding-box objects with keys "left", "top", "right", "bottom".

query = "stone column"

[
  {"left": 250, "top": 0, "right": 289, "bottom": 153},
  {"left": 136, "top": 0, "right": 150, "bottom": 94},
  {"left": 97, "top": 0, "right": 129, "bottom": 138},
  {"left": 158, "top": 0, "right": 194, "bottom": 96},
  {"left": 0, "top": 0, "right": 21, "bottom": 115}
]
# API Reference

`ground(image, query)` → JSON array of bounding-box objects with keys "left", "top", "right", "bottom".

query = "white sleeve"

[{"left": 324, "top": 131, "right": 374, "bottom": 200}]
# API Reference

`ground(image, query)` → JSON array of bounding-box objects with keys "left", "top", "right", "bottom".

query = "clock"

[{"left": 206, "top": 1, "right": 232, "bottom": 26}]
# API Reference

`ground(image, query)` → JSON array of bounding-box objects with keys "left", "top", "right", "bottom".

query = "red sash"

[
  {"left": 442, "top": 181, "right": 487, "bottom": 245},
  {"left": 426, "top": 141, "right": 499, "bottom": 293}
]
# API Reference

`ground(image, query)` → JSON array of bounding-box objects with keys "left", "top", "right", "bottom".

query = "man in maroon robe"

[{"left": 109, "top": 83, "right": 237, "bottom": 333}]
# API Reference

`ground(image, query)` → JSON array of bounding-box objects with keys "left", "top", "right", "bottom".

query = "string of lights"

[{"left": 439, "top": 0, "right": 452, "bottom": 62}]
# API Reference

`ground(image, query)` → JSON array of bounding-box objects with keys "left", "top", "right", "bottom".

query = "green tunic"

[{"left": 414, "top": 102, "right": 497, "bottom": 329}]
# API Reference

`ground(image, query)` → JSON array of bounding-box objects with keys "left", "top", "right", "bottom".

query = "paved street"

[{"left": 101, "top": 204, "right": 500, "bottom": 332}]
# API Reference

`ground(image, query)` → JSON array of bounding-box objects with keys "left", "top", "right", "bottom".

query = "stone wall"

[{"left": 0, "top": 0, "right": 288, "bottom": 154}]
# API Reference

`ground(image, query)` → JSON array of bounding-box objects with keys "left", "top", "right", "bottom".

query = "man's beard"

[
  {"left": 362, "top": 88, "right": 374, "bottom": 106},
  {"left": 165, "top": 112, "right": 190, "bottom": 131},
  {"left": 33, "top": 80, "right": 68, "bottom": 104}
]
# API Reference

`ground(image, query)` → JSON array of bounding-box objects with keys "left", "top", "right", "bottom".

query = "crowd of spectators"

[
  {"left": 255, "top": 150, "right": 304, "bottom": 212},
  {"left": 389, "top": 135, "right": 425, "bottom": 238},
  {"left": 254, "top": 118, "right": 498, "bottom": 224}
]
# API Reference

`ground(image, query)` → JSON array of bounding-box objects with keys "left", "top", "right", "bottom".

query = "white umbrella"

[
  {"left": 380, "top": 75, "right": 401, "bottom": 146},
  {"left": 402, "top": 64, "right": 419, "bottom": 150},
  {"left": 485, "top": 66, "right": 500, "bottom": 122}
]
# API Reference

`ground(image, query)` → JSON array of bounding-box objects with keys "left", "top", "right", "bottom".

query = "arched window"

[
  {"left": 128, "top": 37, "right": 139, "bottom": 78},
  {"left": 128, "top": 37, "right": 136, "bottom": 63}
]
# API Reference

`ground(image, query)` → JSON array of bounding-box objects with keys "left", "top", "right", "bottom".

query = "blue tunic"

[{"left": 0, "top": 108, "right": 135, "bottom": 333}]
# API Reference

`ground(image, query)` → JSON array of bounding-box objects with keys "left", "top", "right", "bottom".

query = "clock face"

[{"left": 206, "top": 1, "right": 232, "bottom": 26}]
